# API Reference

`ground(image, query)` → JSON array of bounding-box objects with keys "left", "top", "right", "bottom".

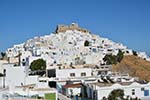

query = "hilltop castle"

[{"left": 55, "top": 23, "right": 90, "bottom": 33}]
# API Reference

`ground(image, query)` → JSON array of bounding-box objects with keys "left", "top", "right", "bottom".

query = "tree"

[
  {"left": 103, "top": 50, "right": 124, "bottom": 65},
  {"left": 102, "top": 40, "right": 104, "bottom": 43},
  {"left": 132, "top": 50, "right": 137, "bottom": 56},
  {"left": 30, "top": 59, "right": 46, "bottom": 71},
  {"left": 84, "top": 40, "right": 90, "bottom": 46},
  {"left": 117, "top": 50, "right": 124, "bottom": 62},
  {"left": 0, "top": 52, "right": 6, "bottom": 60},
  {"left": 103, "top": 54, "right": 117, "bottom": 65},
  {"left": 102, "top": 97, "right": 107, "bottom": 100},
  {"left": 108, "top": 89, "right": 124, "bottom": 100}
]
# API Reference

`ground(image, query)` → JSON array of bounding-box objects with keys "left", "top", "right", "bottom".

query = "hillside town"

[{"left": 0, "top": 23, "right": 150, "bottom": 100}]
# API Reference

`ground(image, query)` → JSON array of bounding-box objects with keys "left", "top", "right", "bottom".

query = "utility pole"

[
  {"left": 3, "top": 69, "right": 6, "bottom": 88},
  {"left": 94, "top": 82, "right": 97, "bottom": 100}
]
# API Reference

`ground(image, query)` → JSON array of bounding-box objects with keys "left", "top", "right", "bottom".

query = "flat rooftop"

[{"left": 89, "top": 82, "right": 134, "bottom": 87}]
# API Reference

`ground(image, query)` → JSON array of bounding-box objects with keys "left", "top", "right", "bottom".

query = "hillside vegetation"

[{"left": 112, "top": 55, "right": 150, "bottom": 81}]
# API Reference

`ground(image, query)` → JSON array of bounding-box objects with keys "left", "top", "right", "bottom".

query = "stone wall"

[{"left": 55, "top": 23, "right": 90, "bottom": 33}]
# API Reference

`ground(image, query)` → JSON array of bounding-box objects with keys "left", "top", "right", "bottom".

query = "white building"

[
  {"left": 84, "top": 82, "right": 150, "bottom": 100},
  {"left": 138, "top": 52, "right": 148, "bottom": 60},
  {"left": 0, "top": 63, "right": 58, "bottom": 100},
  {"left": 56, "top": 68, "right": 92, "bottom": 80}
]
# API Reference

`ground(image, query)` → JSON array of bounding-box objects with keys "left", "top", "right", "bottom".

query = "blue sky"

[{"left": 0, "top": 0, "right": 150, "bottom": 55}]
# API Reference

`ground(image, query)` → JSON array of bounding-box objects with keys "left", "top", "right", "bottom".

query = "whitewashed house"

[
  {"left": 56, "top": 68, "right": 92, "bottom": 80},
  {"left": 84, "top": 82, "right": 150, "bottom": 100},
  {"left": 47, "top": 67, "right": 93, "bottom": 97},
  {"left": 1, "top": 63, "right": 58, "bottom": 100},
  {"left": 138, "top": 52, "right": 148, "bottom": 60}
]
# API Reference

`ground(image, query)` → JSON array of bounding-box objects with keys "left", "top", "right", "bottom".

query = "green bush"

[
  {"left": 103, "top": 50, "right": 124, "bottom": 65},
  {"left": 117, "top": 50, "right": 124, "bottom": 62},
  {"left": 84, "top": 40, "right": 90, "bottom": 46},
  {"left": 30, "top": 59, "right": 46, "bottom": 71},
  {"left": 108, "top": 89, "right": 124, "bottom": 100},
  {"left": 132, "top": 50, "right": 138, "bottom": 56}
]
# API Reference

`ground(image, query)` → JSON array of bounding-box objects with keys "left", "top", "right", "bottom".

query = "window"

[
  {"left": 53, "top": 52, "right": 56, "bottom": 55},
  {"left": 22, "top": 59, "right": 25, "bottom": 61},
  {"left": 92, "top": 48, "right": 96, "bottom": 53},
  {"left": 105, "top": 67, "right": 108, "bottom": 69},
  {"left": 81, "top": 72, "right": 86, "bottom": 76},
  {"left": 144, "top": 90, "right": 149, "bottom": 96},
  {"left": 132, "top": 89, "right": 135, "bottom": 95},
  {"left": 70, "top": 73, "right": 75, "bottom": 77},
  {"left": 54, "top": 61, "right": 56, "bottom": 64},
  {"left": 68, "top": 42, "right": 72, "bottom": 44},
  {"left": 39, "top": 80, "right": 47, "bottom": 82},
  {"left": 141, "top": 87, "right": 145, "bottom": 91}
]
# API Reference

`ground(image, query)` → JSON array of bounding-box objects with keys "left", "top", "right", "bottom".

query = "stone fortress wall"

[{"left": 55, "top": 23, "right": 90, "bottom": 33}]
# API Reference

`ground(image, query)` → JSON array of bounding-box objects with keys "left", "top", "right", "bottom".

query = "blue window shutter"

[{"left": 144, "top": 90, "right": 149, "bottom": 96}]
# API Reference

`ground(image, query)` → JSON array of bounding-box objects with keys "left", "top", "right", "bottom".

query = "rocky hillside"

[{"left": 112, "top": 55, "right": 150, "bottom": 81}]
